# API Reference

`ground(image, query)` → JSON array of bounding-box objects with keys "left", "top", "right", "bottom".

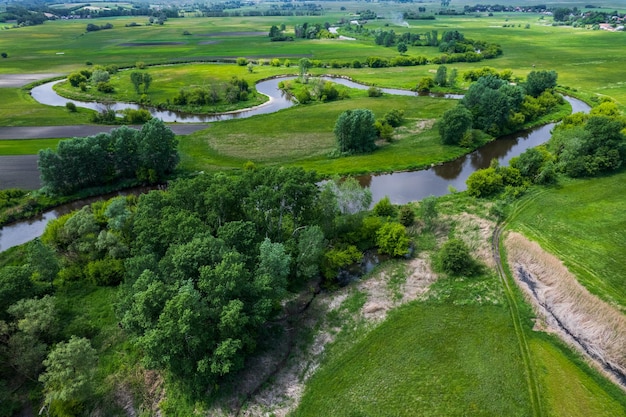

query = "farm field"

[{"left": 1, "top": 2, "right": 625, "bottom": 416}]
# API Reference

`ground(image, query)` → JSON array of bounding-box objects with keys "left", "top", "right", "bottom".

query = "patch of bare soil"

[
  {"left": 395, "top": 118, "right": 436, "bottom": 138},
  {"left": 113, "top": 369, "right": 165, "bottom": 417},
  {"left": 505, "top": 232, "right": 626, "bottom": 389}
]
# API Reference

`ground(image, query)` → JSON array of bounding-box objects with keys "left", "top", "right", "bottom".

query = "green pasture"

[
  {"left": 0, "top": 138, "right": 63, "bottom": 155},
  {"left": 530, "top": 336, "right": 626, "bottom": 417},
  {"left": 177, "top": 93, "right": 463, "bottom": 175},
  {"left": 2, "top": 12, "right": 626, "bottom": 105},
  {"left": 53, "top": 62, "right": 291, "bottom": 113},
  {"left": 0, "top": 88, "right": 92, "bottom": 126},
  {"left": 507, "top": 171, "right": 626, "bottom": 311}
]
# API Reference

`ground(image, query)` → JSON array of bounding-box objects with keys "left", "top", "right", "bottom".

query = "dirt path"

[
  {"left": 0, "top": 73, "right": 64, "bottom": 88},
  {"left": 0, "top": 124, "right": 209, "bottom": 140}
]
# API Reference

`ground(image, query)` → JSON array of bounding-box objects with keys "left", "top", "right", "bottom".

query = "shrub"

[
  {"left": 122, "top": 109, "right": 152, "bottom": 124},
  {"left": 236, "top": 57, "right": 248, "bottom": 66},
  {"left": 96, "top": 82, "right": 114, "bottom": 93},
  {"left": 367, "top": 87, "right": 383, "bottom": 97},
  {"left": 398, "top": 205, "right": 415, "bottom": 226},
  {"left": 86, "top": 258, "right": 124, "bottom": 286},
  {"left": 373, "top": 196, "right": 395, "bottom": 217},
  {"left": 135, "top": 61, "right": 146, "bottom": 69},
  {"left": 1, "top": 52, "right": 7, "bottom": 58},
  {"left": 436, "top": 238, "right": 476, "bottom": 275},
  {"left": 417, "top": 77, "right": 434, "bottom": 92},
  {"left": 383, "top": 109, "right": 404, "bottom": 127},
  {"left": 376, "top": 222, "right": 410, "bottom": 257},
  {"left": 322, "top": 245, "right": 362, "bottom": 279},
  {"left": 65, "top": 102, "right": 77, "bottom": 112}
]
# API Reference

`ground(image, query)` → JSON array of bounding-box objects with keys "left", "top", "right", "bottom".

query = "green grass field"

[{"left": 507, "top": 171, "right": 626, "bottom": 311}]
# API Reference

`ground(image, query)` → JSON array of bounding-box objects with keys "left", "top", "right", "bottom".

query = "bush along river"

[{"left": 0, "top": 80, "right": 590, "bottom": 252}]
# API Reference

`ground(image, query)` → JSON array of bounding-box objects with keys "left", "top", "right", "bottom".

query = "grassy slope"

[{"left": 507, "top": 171, "right": 626, "bottom": 311}]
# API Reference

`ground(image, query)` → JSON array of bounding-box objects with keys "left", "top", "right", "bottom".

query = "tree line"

[{"left": 38, "top": 119, "right": 179, "bottom": 195}]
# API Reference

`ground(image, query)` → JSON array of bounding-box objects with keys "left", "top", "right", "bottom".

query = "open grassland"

[
  {"left": 507, "top": 171, "right": 626, "bottom": 311},
  {"left": 177, "top": 93, "right": 462, "bottom": 175},
  {"left": 1, "top": 12, "right": 626, "bottom": 104},
  {"left": 0, "top": 88, "right": 92, "bottom": 126},
  {"left": 531, "top": 336, "right": 626, "bottom": 417},
  {"left": 292, "top": 302, "right": 533, "bottom": 417},
  {"left": 0, "top": 138, "right": 64, "bottom": 155}
]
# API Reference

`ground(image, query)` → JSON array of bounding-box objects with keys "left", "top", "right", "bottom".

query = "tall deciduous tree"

[
  {"left": 525, "top": 70, "right": 557, "bottom": 97},
  {"left": 439, "top": 105, "right": 473, "bottom": 145},
  {"left": 137, "top": 118, "right": 179, "bottom": 183},
  {"left": 39, "top": 336, "right": 97, "bottom": 408},
  {"left": 334, "top": 109, "right": 377, "bottom": 154}
]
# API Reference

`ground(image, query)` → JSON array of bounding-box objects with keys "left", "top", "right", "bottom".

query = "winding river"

[{"left": 0, "top": 79, "right": 589, "bottom": 252}]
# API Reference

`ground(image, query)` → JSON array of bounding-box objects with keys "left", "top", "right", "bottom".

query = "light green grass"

[
  {"left": 507, "top": 172, "right": 626, "bottom": 311},
  {"left": 531, "top": 337, "right": 626, "bottom": 417},
  {"left": 292, "top": 302, "right": 532, "bottom": 417},
  {"left": 0, "top": 88, "right": 93, "bottom": 126},
  {"left": 178, "top": 94, "right": 461, "bottom": 175},
  {"left": 0, "top": 138, "right": 64, "bottom": 155}
]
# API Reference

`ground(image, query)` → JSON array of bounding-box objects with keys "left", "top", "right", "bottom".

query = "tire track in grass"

[{"left": 492, "top": 215, "right": 544, "bottom": 417}]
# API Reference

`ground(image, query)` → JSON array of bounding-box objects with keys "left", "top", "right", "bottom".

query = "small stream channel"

[{"left": 1, "top": 80, "right": 589, "bottom": 252}]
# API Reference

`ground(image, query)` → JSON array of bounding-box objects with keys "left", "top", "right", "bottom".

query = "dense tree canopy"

[
  {"left": 439, "top": 105, "right": 473, "bottom": 145},
  {"left": 38, "top": 119, "right": 179, "bottom": 194},
  {"left": 334, "top": 109, "right": 377, "bottom": 154}
]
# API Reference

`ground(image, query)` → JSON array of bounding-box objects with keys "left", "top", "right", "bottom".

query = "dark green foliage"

[
  {"left": 525, "top": 70, "right": 558, "bottom": 97},
  {"left": 65, "top": 102, "right": 77, "bottom": 112},
  {"left": 382, "top": 109, "right": 404, "bottom": 127},
  {"left": 462, "top": 75, "right": 526, "bottom": 135},
  {"left": 466, "top": 163, "right": 524, "bottom": 198},
  {"left": 435, "top": 65, "right": 448, "bottom": 87},
  {"left": 0, "top": 266, "right": 35, "bottom": 319},
  {"left": 367, "top": 87, "right": 382, "bottom": 97},
  {"left": 439, "top": 105, "right": 473, "bottom": 145},
  {"left": 398, "top": 205, "right": 415, "bottom": 227},
  {"left": 68, "top": 72, "right": 87, "bottom": 87},
  {"left": 38, "top": 119, "right": 178, "bottom": 194},
  {"left": 436, "top": 238, "right": 476, "bottom": 275},
  {"left": 376, "top": 222, "right": 410, "bottom": 257},
  {"left": 373, "top": 196, "right": 395, "bottom": 217},
  {"left": 397, "top": 42, "right": 407, "bottom": 54},
  {"left": 0, "top": 52, "right": 7, "bottom": 58},
  {"left": 334, "top": 109, "right": 377, "bottom": 154},
  {"left": 122, "top": 108, "right": 152, "bottom": 124}
]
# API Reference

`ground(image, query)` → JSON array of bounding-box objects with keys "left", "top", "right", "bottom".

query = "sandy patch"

[{"left": 506, "top": 232, "right": 626, "bottom": 388}]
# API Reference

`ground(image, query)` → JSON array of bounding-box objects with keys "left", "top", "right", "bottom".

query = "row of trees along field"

[{"left": 1, "top": 165, "right": 429, "bottom": 415}]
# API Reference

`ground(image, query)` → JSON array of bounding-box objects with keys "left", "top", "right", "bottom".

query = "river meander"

[{"left": 0, "top": 79, "right": 589, "bottom": 252}]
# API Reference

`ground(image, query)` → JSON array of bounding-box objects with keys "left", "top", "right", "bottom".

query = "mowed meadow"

[{"left": 1, "top": 2, "right": 626, "bottom": 416}]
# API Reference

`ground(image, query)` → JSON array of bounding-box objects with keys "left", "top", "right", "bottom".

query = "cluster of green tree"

[
  {"left": 0, "top": 5, "right": 46, "bottom": 26},
  {"left": 403, "top": 11, "right": 436, "bottom": 20},
  {"left": 172, "top": 76, "right": 251, "bottom": 106},
  {"left": 459, "top": 70, "right": 560, "bottom": 136},
  {"left": 466, "top": 101, "right": 626, "bottom": 199},
  {"left": 278, "top": 77, "right": 345, "bottom": 104},
  {"left": 552, "top": 7, "right": 622, "bottom": 25},
  {"left": 294, "top": 22, "right": 335, "bottom": 39},
  {"left": 68, "top": 66, "right": 119, "bottom": 94},
  {"left": 333, "top": 108, "right": 405, "bottom": 153},
  {"left": 0, "top": 166, "right": 421, "bottom": 414},
  {"left": 129, "top": 71, "right": 152, "bottom": 95},
  {"left": 547, "top": 102, "right": 626, "bottom": 177},
  {"left": 463, "top": 4, "right": 547, "bottom": 13},
  {"left": 38, "top": 119, "right": 178, "bottom": 195},
  {"left": 85, "top": 22, "right": 113, "bottom": 32},
  {"left": 268, "top": 24, "right": 293, "bottom": 41},
  {"left": 357, "top": 9, "right": 378, "bottom": 20}
]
